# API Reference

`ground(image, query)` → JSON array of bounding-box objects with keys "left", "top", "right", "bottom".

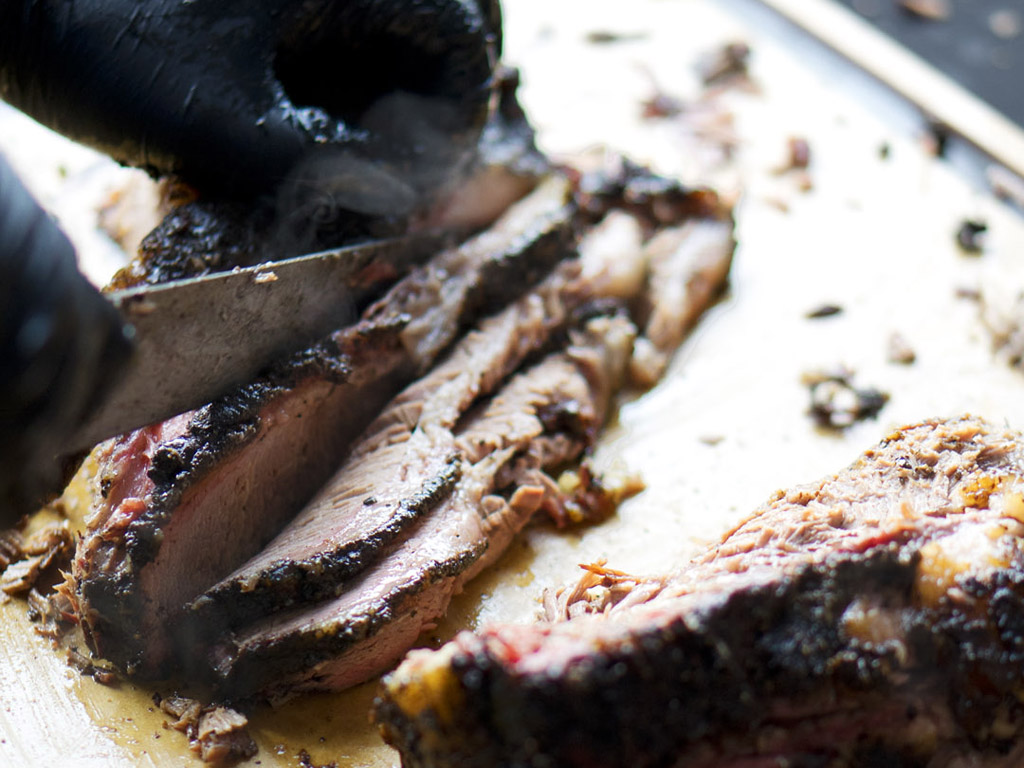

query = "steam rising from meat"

[{"left": 270, "top": 92, "right": 479, "bottom": 255}]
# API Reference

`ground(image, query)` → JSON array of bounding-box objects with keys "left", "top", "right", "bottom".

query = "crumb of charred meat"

[
  {"left": 27, "top": 585, "right": 77, "bottom": 641},
  {"left": 157, "top": 693, "right": 202, "bottom": 732},
  {"left": 981, "top": 284, "right": 1024, "bottom": 369},
  {"left": 805, "top": 303, "right": 842, "bottom": 319},
  {"left": 922, "top": 118, "right": 952, "bottom": 158},
  {"left": 887, "top": 332, "right": 917, "bottom": 365},
  {"left": 66, "top": 646, "right": 119, "bottom": 686},
  {"left": 640, "top": 91, "right": 684, "bottom": 120},
  {"left": 571, "top": 154, "right": 727, "bottom": 233},
  {"left": 0, "top": 529, "right": 24, "bottom": 570},
  {"left": 193, "top": 707, "right": 258, "bottom": 765},
  {"left": 297, "top": 749, "right": 338, "bottom": 768},
  {"left": 547, "top": 463, "right": 645, "bottom": 528},
  {"left": 156, "top": 694, "right": 256, "bottom": 765},
  {"left": 803, "top": 368, "right": 889, "bottom": 429},
  {"left": 584, "top": 30, "right": 648, "bottom": 45},
  {"left": 988, "top": 165, "right": 1024, "bottom": 209},
  {"left": 696, "top": 41, "right": 751, "bottom": 87},
  {"left": 374, "top": 416, "right": 1024, "bottom": 768},
  {"left": 773, "top": 136, "right": 811, "bottom": 175},
  {"left": 956, "top": 219, "right": 988, "bottom": 254},
  {"left": 637, "top": 68, "right": 685, "bottom": 120},
  {"left": 0, "top": 523, "right": 73, "bottom": 596},
  {"left": 898, "top": 0, "right": 951, "bottom": 21}
]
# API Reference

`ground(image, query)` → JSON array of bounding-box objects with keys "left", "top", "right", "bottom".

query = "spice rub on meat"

[{"left": 375, "top": 416, "right": 1024, "bottom": 768}]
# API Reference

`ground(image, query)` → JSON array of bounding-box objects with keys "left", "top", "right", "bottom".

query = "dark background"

[{"left": 837, "top": 0, "right": 1023, "bottom": 127}]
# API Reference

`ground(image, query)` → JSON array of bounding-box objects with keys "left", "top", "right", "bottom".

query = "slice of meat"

[
  {"left": 374, "top": 416, "right": 1024, "bottom": 768},
  {"left": 71, "top": 177, "right": 575, "bottom": 676},
  {"left": 209, "top": 314, "right": 637, "bottom": 701},
  {"left": 190, "top": 262, "right": 585, "bottom": 637}
]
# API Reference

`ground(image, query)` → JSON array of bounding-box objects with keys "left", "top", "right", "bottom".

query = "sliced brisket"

[
  {"left": 70, "top": 156, "right": 734, "bottom": 707},
  {"left": 190, "top": 262, "right": 586, "bottom": 636},
  {"left": 374, "top": 416, "right": 1024, "bottom": 768},
  {"left": 193, "top": 207, "right": 732, "bottom": 699},
  {"left": 210, "top": 314, "right": 636, "bottom": 700},
  {"left": 71, "top": 178, "right": 575, "bottom": 676}
]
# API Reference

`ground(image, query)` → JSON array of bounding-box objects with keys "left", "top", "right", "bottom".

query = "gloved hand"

[
  {"left": 0, "top": 0, "right": 501, "bottom": 197},
  {"left": 0, "top": 155, "right": 132, "bottom": 522}
]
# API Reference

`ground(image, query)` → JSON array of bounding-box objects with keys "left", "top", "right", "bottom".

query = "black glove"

[
  {"left": 0, "top": 154, "right": 132, "bottom": 522},
  {"left": 0, "top": 0, "right": 500, "bottom": 197}
]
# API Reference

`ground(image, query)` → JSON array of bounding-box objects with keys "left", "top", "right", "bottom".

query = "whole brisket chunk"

[{"left": 374, "top": 416, "right": 1024, "bottom": 768}]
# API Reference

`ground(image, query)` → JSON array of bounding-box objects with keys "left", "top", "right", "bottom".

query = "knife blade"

[{"left": 67, "top": 235, "right": 439, "bottom": 453}]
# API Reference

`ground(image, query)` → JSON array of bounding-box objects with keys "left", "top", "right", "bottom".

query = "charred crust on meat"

[
  {"left": 194, "top": 458, "right": 462, "bottom": 633},
  {"left": 375, "top": 417, "right": 1024, "bottom": 766},
  {"left": 569, "top": 156, "right": 727, "bottom": 234},
  {"left": 108, "top": 201, "right": 260, "bottom": 289},
  {"left": 215, "top": 544, "right": 489, "bottom": 700},
  {"left": 130, "top": 340, "right": 357, "bottom": 563}
]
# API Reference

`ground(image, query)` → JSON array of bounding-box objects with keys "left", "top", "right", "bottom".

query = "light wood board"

[{"left": 2, "top": 0, "right": 1024, "bottom": 765}]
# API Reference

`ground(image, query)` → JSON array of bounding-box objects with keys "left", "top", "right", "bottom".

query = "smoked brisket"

[
  {"left": 211, "top": 314, "right": 636, "bottom": 700},
  {"left": 71, "top": 178, "right": 574, "bottom": 675},
  {"left": 375, "top": 416, "right": 1024, "bottom": 768},
  {"left": 71, "top": 160, "right": 734, "bottom": 706},
  {"left": 192, "top": 206, "right": 732, "bottom": 699},
  {"left": 190, "top": 262, "right": 588, "bottom": 636}
]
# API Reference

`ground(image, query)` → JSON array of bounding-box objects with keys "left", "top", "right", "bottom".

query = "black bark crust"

[
  {"left": 215, "top": 540, "right": 490, "bottom": 700},
  {"left": 194, "top": 457, "right": 463, "bottom": 634},
  {"left": 375, "top": 547, "right": 909, "bottom": 768},
  {"left": 376, "top": 538, "right": 1024, "bottom": 768}
]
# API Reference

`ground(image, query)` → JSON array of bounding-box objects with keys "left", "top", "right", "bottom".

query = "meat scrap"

[
  {"left": 956, "top": 218, "right": 988, "bottom": 254},
  {"left": 803, "top": 367, "right": 889, "bottom": 429},
  {"left": 0, "top": 523, "right": 73, "bottom": 597},
  {"left": 695, "top": 41, "right": 751, "bottom": 87},
  {"left": 887, "top": 331, "right": 917, "bottom": 365},
  {"left": 898, "top": 0, "right": 951, "bottom": 22},
  {"left": 375, "top": 416, "right": 1024, "bottom": 768},
  {"left": 156, "top": 693, "right": 257, "bottom": 766}
]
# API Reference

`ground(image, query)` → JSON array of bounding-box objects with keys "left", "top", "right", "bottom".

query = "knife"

[{"left": 67, "top": 235, "right": 439, "bottom": 454}]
